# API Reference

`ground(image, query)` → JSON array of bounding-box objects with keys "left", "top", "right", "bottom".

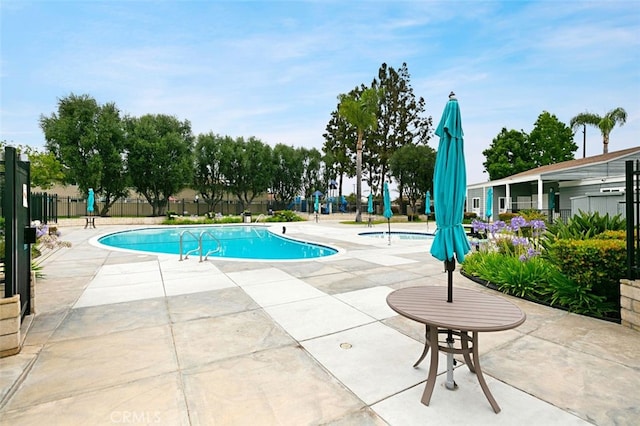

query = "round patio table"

[{"left": 386, "top": 286, "right": 526, "bottom": 413}]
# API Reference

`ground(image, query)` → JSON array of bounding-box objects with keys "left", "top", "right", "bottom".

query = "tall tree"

[
  {"left": 389, "top": 144, "right": 436, "bottom": 217},
  {"left": 371, "top": 63, "right": 433, "bottom": 212},
  {"left": 40, "top": 93, "right": 129, "bottom": 215},
  {"left": 26, "top": 149, "right": 66, "bottom": 190},
  {"left": 300, "top": 147, "right": 323, "bottom": 200},
  {"left": 0, "top": 142, "right": 65, "bottom": 189},
  {"left": 482, "top": 128, "right": 531, "bottom": 180},
  {"left": 528, "top": 111, "right": 576, "bottom": 164},
  {"left": 570, "top": 107, "right": 627, "bottom": 154},
  {"left": 219, "top": 136, "right": 273, "bottom": 212},
  {"left": 337, "top": 86, "right": 381, "bottom": 222},
  {"left": 193, "top": 133, "right": 232, "bottom": 212},
  {"left": 322, "top": 109, "right": 356, "bottom": 199},
  {"left": 271, "top": 144, "right": 304, "bottom": 209},
  {"left": 483, "top": 112, "right": 577, "bottom": 180},
  {"left": 125, "top": 114, "right": 194, "bottom": 216}
]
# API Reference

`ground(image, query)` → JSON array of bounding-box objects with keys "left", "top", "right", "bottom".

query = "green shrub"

[
  {"left": 462, "top": 252, "right": 550, "bottom": 299},
  {"left": 517, "top": 209, "right": 548, "bottom": 222},
  {"left": 545, "top": 271, "right": 613, "bottom": 317},
  {"left": 498, "top": 212, "right": 517, "bottom": 222},
  {"left": 464, "top": 212, "right": 477, "bottom": 220},
  {"left": 544, "top": 210, "right": 625, "bottom": 242},
  {"left": 594, "top": 230, "right": 626, "bottom": 240},
  {"left": 549, "top": 238, "right": 624, "bottom": 308},
  {"left": 266, "top": 210, "right": 304, "bottom": 222},
  {"left": 462, "top": 249, "right": 617, "bottom": 318}
]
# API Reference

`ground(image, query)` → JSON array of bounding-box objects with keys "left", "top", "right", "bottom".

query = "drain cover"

[{"left": 340, "top": 343, "right": 352, "bottom": 349}]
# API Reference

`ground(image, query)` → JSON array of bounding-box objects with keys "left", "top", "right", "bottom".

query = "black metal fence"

[
  {"left": 31, "top": 192, "right": 58, "bottom": 224},
  {"left": 2, "top": 147, "right": 33, "bottom": 318},
  {"left": 626, "top": 160, "right": 639, "bottom": 280},
  {"left": 49, "top": 197, "right": 320, "bottom": 219}
]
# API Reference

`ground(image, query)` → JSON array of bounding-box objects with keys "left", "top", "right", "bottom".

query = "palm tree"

[
  {"left": 570, "top": 107, "right": 627, "bottom": 155},
  {"left": 337, "top": 87, "right": 382, "bottom": 222}
]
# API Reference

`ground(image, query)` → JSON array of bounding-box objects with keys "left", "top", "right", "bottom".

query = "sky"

[{"left": 1, "top": 0, "right": 639, "bottom": 191}]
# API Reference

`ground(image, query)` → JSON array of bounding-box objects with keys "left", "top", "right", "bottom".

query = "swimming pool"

[
  {"left": 96, "top": 225, "right": 339, "bottom": 260},
  {"left": 358, "top": 231, "right": 434, "bottom": 240}
]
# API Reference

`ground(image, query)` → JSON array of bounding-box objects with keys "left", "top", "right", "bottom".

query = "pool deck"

[{"left": 1, "top": 219, "right": 639, "bottom": 425}]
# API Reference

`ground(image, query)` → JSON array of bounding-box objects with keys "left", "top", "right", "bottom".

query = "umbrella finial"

[{"left": 449, "top": 91, "right": 456, "bottom": 100}]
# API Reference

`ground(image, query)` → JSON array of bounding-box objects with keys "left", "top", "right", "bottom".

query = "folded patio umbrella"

[
  {"left": 425, "top": 191, "right": 431, "bottom": 230},
  {"left": 486, "top": 187, "right": 493, "bottom": 221},
  {"left": 383, "top": 182, "right": 393, "bottom": 245},
  {"left": 429, "top": 92, "right": 471, "bottom": 390},
  {"left": 87, "top": 188, "right": 95, "bottom": 216},
  {"left": 430, "top": 92, "right": 471, "bottom": 301}
]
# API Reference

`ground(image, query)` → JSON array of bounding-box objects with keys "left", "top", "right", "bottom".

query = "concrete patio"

[{"left": 1, "top": 220, "right": 639, "bottom": 425}]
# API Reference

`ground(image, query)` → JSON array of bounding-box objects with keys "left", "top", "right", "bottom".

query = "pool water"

[{"left": 97, "top": 225, "right": 338, "bottom": 260}]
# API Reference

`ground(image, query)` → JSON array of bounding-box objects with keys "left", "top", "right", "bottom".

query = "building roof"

[{"left": 470, "top": 146, "right": 640, "bottom": 188}]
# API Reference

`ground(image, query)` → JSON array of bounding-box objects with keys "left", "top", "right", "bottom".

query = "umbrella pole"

[
  {"left": 445, "top": 258, "right": 455, "bottom": 303},
  {"left": 444, "top": 258, "right": 457, "bottom": 390},
  {"left": 445, "top": 330, "right": 457, "bottom": 390},
  {"left": 387, "top": 218, "right": 391, "bottom": 245}
]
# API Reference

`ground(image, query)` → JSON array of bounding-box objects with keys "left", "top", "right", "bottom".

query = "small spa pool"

[
  {"left": 96, "top": 225, "right": 339, "bottom": 260},
  {"left": 358, "top": 231, "right": 434, "bottom": 240}
]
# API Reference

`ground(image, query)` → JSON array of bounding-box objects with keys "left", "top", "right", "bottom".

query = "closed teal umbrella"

[
  {"left": 430, "top": 92, "right": 471, "bottom": 393},
  {"left": 367, "top": 193, "right": 374, "bottom": 214},
  {"left": 87, "top": 188, "right": 95, "bottom": 215},
  {"left": 430, "top": 93, "right": 471, "bottom": 302},
  {"left": 383, "top": 182, "right": 393, "bottom": 245},
  {"left": 425, "top": 191, "right": 431, "bottom": 230},
  {"left": 424, "top": 191, "right": 431, "bottom": 215},
  {"left": 314, "top": 194, "right": 320, "bottom": 213},
  {"left": 486, "top": 187, "right": 493, "bottom": 220}
]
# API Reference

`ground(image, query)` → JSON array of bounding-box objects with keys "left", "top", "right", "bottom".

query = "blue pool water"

[
  {"left": 359, "top": 231, "right": 434, "bottom": 240},
  {"left": 97, "top": 225, "right": 338, "bottom": 260}
]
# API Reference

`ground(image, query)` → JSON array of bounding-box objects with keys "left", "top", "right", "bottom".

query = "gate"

[
  {"left": 1, "top": 147, "right": 34, "bottom": 319},
  {"left": 626, "top": 159, "right": 640, "bottom": 280}
]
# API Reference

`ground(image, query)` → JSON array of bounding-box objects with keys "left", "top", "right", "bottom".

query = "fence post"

[{"left": 626, "top": 160, "right": 639, "bottom": 280}]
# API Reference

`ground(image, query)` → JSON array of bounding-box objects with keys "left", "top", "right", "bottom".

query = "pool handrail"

[
  {"left": 179, "top": 230, "right": 201, "bottom": 261},
  {"left": 199, "top": 230, "right": 221, "bottom": 262},
  {"left": 179, "top": 229, "right": 222, "bottom": 262},
  {"left": 254, "top": 214, "right": 267, "bottom": 223}
]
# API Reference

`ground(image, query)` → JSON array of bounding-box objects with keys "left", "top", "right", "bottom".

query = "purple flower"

[
  {"left": 472, "top": 219, "right": 487, "bottom": 233},
  {"left": 530, "top": 219, "right": 546, "bottom": 230},
  {"left": 35, "top": 225, "right": 48, "bottom": 238},
  {"left": 509, "top": 216, "right": 527, "bottom": 232},
  {"left": 489, "top": 221, "right": 506, "bottom": 234},
  {"left": 511, "top": 236, "right": 528, "bottom": 246}
]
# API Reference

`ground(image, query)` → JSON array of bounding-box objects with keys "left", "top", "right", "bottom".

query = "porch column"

[
  {"left": 505, "top": 184, "right": 511, "bottom": 211},
  {"left": 537, "top": 178, "right": 544, "bottom": 210}
]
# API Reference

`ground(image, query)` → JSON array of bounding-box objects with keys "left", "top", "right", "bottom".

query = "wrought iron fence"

[
  {"left": 50, "top": 197, "right": 315, "bottom": 218},
  {"left": 626, "top": 160, "right": 639, "bottom": 280}
]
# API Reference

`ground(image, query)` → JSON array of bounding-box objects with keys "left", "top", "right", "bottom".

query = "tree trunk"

[
  {"left": 603, "top": 133, "right": 609, "bottom": 154},
  {"left": 355, "top": 132, "right": 363, "bottom": 222}
]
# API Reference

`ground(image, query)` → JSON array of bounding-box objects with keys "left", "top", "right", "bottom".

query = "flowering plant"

[
  {"left": 32, "top": 221, "right": 72, "bottom": 251},
  {"left": 471, "top": 216, "right": 546, "bottom": 261}
]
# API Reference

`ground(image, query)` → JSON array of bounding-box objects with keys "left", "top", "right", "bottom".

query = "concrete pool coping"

[{"left": 1, "top": 219, "right": 639, "bottom": 425}]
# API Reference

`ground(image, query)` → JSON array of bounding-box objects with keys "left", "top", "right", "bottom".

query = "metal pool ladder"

[{"left": 179, "top": 230, "right": 222, "bottom": 262}]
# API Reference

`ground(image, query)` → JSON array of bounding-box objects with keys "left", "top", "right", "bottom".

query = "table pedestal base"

[
  {"left": 416, "top": 325, "right": 501, "bottom": 413},
  {"left": 84, "top": 216, "right": 96, "bottom": 229}
]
